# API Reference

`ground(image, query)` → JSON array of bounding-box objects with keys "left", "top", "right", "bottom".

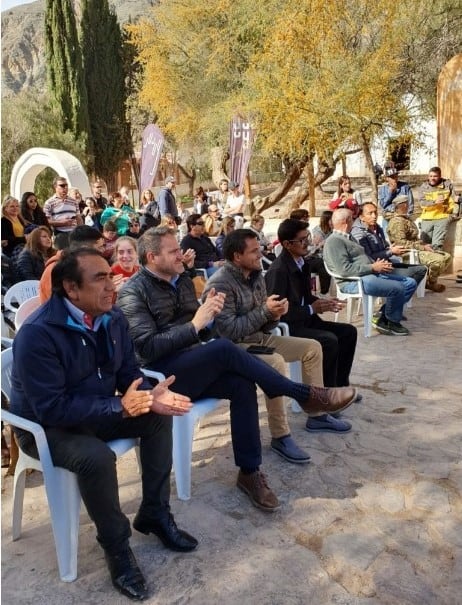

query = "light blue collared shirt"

[{"left": 63, "top": 298, "right": 105, "bottom": 332}]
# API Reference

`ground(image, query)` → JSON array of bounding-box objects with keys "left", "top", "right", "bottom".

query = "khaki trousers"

[
  {"left": 417, "top": 250, "right": 451, "bottom": 284},
  {"left": 239, "top": 335, "right": 323, "bottom": 438}
]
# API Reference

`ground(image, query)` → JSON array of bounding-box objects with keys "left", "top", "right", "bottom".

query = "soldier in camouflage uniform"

[{"left": 387, "top": 196, "right": 451, "bottom": 293}]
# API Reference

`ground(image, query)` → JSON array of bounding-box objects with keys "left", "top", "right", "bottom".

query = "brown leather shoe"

[
  {"left": 425, "top": 281, "right": 446, "bottom": 292},
  {"left": 299, "top": 386, "right": 357, "bottom": 416},
  {"left": 237, "top": 470, "right": 280, "bottom": 512}
]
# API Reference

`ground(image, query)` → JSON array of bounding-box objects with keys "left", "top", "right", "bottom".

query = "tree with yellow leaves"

[{"left": 129, "top": 0, "right": 456, "bottom": 212}]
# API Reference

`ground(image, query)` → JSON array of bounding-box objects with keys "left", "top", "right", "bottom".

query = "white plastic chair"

[
  {"left": 1, "top": 348, "right": 139, "bottom": 582},
  {"left": 270, "top": 322, "right": 303, "bottom": 413},
  {"left": 3, "top": 280, "right": 40, "bottom": 314},
  {"left": 14, "top": 296, "right": 41, "bottom": 331},
  {"left": 324, "top": 266, "right": 378, "bottom": 337},
  {"left": 405, "top": 249, "right": 426, "bottom": 302},
  {"left": 1, "top": 336, "right": 14, "bottom": 349},
  {"left": 142, "top": 368, "right": 224, "bottom": 501}
]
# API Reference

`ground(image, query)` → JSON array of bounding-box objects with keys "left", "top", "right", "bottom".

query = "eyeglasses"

[
  {"left": 57, "top": 183, "right": 68, "bottom": 188},
  {"left": 194, "top": 221, "right": 205, "bottom": 226},
  {"left": 289, "top": 237, "right": 309, "bottom": 244}
]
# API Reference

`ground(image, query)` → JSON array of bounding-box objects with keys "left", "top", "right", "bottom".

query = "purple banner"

[
  {"left": 140, "top": 124, "right": 164, "bottom": 198},
  {"left": 229, "top": 116, "right": 256, "bottom": 192}
]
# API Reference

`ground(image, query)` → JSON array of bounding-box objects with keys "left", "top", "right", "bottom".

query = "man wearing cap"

[
  {"left": 378, "top": 162, "right": 414, "bottom": 231},
  {"left": 158, "top": 176, "right": 179, "bottom": 219},
  {"left": 387, "top": 195, "right": 451, "bottom": 292}
]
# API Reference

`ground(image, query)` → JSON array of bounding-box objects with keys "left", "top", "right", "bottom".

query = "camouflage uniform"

[{"left": 387, "top": 215, "right": 451, "bottom": 285}]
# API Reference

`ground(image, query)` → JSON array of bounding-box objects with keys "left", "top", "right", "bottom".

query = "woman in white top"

[{"left": 223, "top": 181, "right": 245, "bottom": 227}]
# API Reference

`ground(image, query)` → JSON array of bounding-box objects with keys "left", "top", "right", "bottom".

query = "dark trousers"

[
  {"left": 391, "top": 262, "right": 427, "bottom": 285},
  {"left": 151, "top": 339, "right": 310, "bottom": 469},
  {"left": 306, "top": 256, "right": 331, "bottom": 294},
  {"left": 289, "top": 317, "right": 357, "bottom": 387},
  {"left": 16, "top": 413, "right": 172, "bottom": 555}
]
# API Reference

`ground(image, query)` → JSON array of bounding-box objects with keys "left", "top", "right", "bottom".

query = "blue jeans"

[{"left": 340, "top": 272, "right": 416, "bottom": 323}]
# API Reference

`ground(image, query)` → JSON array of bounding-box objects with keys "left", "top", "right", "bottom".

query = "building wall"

[{"left": 438, "top": 53, "right": 462, "bottom": 181}]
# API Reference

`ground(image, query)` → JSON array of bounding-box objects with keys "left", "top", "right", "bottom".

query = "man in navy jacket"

[{"left": 10, "top": 248, "right": 197, "bottom": 601}]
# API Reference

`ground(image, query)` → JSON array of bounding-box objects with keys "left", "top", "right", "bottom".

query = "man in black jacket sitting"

[{"left": 265, "top": 219, "right": 360, "bottom": 433}]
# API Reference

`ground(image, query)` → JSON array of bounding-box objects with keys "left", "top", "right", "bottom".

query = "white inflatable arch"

[{"left": 10, "top": 147, "right": 91, "bottom": 200}]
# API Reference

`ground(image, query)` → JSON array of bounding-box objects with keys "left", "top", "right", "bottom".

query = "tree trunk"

[
  {"left": 211, "top": 146, "right": 229, "bottom": 186},
  {"left": 250, "top": 156, "right": 309, "bottom": 215},
  {"left": 289, "top": 154, "right": 337, "bottom": 215},
  {"left": 360, "top": 132, "right": 378, "bottom": 203},
  {"left": 244, "top": 170, "right": 251, "bottom": 203},
  {"left": 307, "top": 158, "right": 316, "bottom": 217},
  {"left": 177, "top": 163, "right": 196, "bottom": 197}
]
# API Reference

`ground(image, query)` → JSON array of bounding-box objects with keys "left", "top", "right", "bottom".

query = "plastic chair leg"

[
  {"left": 43, "top": 468, "right": 81, "bottom": 582},
  {"left": 172, "top": 414, "right": 197, "bottom": 501},
  {"left": 172, "top": 399, "right": 222, "bottom": 500},
  {"left": 346, "top": 297, "right": 354, "bottom": 323},
  {"left": 288, "top": 361, "right": 303, "bottom": 413},
  {"left": 416, "top": 278, "right": 426, "bottom": 298},
  {"left": 12, "top": 451, "right": 41, "bottom": 540},
  {"left": 362, "top": 295, "right": 374, "bottom": 337}
]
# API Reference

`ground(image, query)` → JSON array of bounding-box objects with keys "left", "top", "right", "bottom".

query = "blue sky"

[{"left": 1, "top": 0, "right": 37, "bottom": 11}]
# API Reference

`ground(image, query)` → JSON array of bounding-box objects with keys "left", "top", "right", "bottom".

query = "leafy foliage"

[
  {"left": 80, "top": 0, "right": 131, "bottom": 183},
  {"left": 44, "top": 0, "right": 90, "bottom": 142},
  {"left": 1, "top": 90, "right": 88, "bottom": 200},
  {"left": 130, "top": 0, "right": 461, "bottom": 167}
]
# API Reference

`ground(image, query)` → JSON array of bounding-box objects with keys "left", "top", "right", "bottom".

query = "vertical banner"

[
  {"left": 229, "top": 115, "right": 256, "bottom": 192},
  {"left": 140, "top": 124, "right": 165, "bottom": 198}
]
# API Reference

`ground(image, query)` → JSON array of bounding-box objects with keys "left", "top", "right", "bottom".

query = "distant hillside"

[{"left": 1, "top": 0, "right": 156, "bottom": 96}]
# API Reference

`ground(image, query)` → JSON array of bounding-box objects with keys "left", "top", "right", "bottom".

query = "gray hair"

[
  {"left": 331, "top": 208, "right": 352, "bottom": 227},
  {"left": 137, "top": 226, "right": 177, "bottom": 265}
]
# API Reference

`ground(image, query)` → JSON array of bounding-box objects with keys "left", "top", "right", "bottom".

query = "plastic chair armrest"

[
  {"left": 1, "top": 409, "right": 55, "bottom": 470},
  {"left": 141, "top": 368, "right": 166, "bottom": 382}
]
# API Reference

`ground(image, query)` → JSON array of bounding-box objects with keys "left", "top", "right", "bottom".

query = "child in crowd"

[{"left": 101, "top": 220, "right": 118, "bottom": 260}]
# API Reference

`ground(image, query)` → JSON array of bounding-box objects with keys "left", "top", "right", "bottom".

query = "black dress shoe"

[
  {"left": 133, "top": 512, "right": 198, "bottom": 552},
  {"left": 105, "top": 547, "right": 148, "bottom": 601}
]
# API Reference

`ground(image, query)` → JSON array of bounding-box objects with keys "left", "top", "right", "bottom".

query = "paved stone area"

[{"left": 2, "top": 276, "right": 461, "bottom": 604}]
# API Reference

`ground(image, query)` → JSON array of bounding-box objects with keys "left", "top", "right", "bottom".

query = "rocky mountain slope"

[{"left": 1, "top": 0, "right": 155, "bottom": 96}]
